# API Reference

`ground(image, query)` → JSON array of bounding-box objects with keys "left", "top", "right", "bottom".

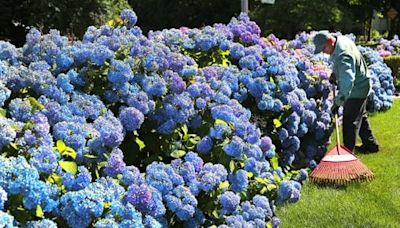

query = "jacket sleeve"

[{"left": 335, "top": 54, "right": 355, "bottom": 106}]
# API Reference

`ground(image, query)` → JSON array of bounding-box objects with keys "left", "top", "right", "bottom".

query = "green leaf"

[
  {"left": 246, "top": 172, "right": 254, "bottom": 178},
  {"left": 10, "top": 143, "right": 18, "bottom": 150},
  {"left": 271, "top": 156, "right": 279, "bottom": 170},
  {"left": 182, "top": 124, "right": 188, "bottom": 136},
  {"left": 273, "top": 118, "right": 282, "bottom": 128},
  {"left": 23, "top": 121, "right": 34, "bottom": 130},
  {"left": 36, "top": 205, "right": 44, "bottom": 218},
  {"left": 273, "top": 173, "right": 282, "bottom": 183},
  {"left": 215, "top": 119, "right": 228, "bottom": 126},
  {"left": 59, "top": 161, "right": 78, "bottom": 175},
  {"left": 98, "top": 161, "right": 108, "bottom": 169},
  {"left": 208, "top": 226, "right": 218, "bottom": 228},
  {"left": 255, "top": 177, "right": 268, "bottom": 185},
  {"left": 220, "top": 137, "right": 230, "bottom": 147},
  {"left": 218, "top": 181, "right": 230, "bottom": 190},
  {"left": 28, "top": 97, "right": 44, "bottom": 112},
  {"left": 212, "top": 209, "right": 219, "bottom": 218},
  {"left": 239, "top": 191, "right": 247, "bottom": 200},
  {"left": 0, "top": 108, "right": 6, "bottom": 117},
  {"left": 135, "top": 137, "right": 146, "bottom": 151},
  {"left": 84, "top": 154, "right": 97, "bottom": 159},
  {"left": 229, "top": 160, "right": 236, "bottom": 173},
  {"left": 56, "top": 140, "right": 66, "bottom": 152},
  {"left": 267, "top": 184, "right": 277, "bottom": 191},
  {"left": 47, "top": 173, "right": 62, "bottom": 185},
  {"left": 170, "top": 150, "right": 186, "bottom": 158},
  {"left": 103, "top": 202, "right": 112, "bottom": 209},
  {"left": 260, "top": 186, "right": 268, "bottom": 194},
  {"left": 62, "top": 147, "right": 77, "bottom": 160},
  {"left": 188, "top": 137, "right": 200, "bottom": 145}
]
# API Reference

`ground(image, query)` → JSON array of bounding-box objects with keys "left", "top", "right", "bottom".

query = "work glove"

[{"left": 329, "top": 73, "right": 337, "bottom": 85}]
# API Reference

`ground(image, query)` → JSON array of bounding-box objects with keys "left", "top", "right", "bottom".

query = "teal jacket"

[{"left": 330, "top": 36, "right": 371, "bottom": 106}]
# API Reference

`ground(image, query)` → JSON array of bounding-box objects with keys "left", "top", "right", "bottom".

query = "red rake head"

[{"left": 309, "top": 145, "right": 374, "bottom": 185}]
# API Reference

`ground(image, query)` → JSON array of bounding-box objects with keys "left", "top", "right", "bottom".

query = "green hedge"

[{"left": 383, "top": 55, "right": 400, "bottom": 89}]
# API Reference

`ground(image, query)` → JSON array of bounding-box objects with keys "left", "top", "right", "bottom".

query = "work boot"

[{"left": 355, "top": 144, "right": 380, "bottom": 153}]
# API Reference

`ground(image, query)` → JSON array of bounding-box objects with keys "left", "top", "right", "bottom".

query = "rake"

[{"left": 309, "top": 90, "right": 374, "bottom": 185}]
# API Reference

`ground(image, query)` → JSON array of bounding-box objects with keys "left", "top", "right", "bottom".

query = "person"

[{"left": 313, "top": 31, "right": 380, "bottom": 153}]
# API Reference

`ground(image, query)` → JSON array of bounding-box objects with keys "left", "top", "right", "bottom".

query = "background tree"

[
  {"left": 129, "top": 0, "right": 240, "bottom": 32},
  {"left": 0, "top": 0, "right": 130, "bottom": 46}
]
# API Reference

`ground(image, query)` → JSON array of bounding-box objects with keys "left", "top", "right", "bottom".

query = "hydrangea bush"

[{"left": 0, "top": 10, "right": 393, "bottom": 227}]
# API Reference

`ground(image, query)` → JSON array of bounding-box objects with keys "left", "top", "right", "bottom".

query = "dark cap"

[{"left": 313, "top": 31, "right": 330, "bottom": 54}]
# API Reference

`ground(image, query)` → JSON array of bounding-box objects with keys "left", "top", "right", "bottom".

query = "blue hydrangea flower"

[
  {"left": 32, "top": 112, "right": 50, "bottom": 137},
  {"left": 103, "top": 148, "right": 126, "bottom": 177},
  {"left": 184, "top": 152, "right": 204, "bottom": 172},
  {"left": 90, "top": 45, "right": 114, "bottom": 66},
  {"left": 198, "top": 163, "right": 227, "bottom": 192},
  {"left": 229, "top": 169, "right": 248, "bottom": 193},
  {"left": 119, "top": 107, "right": 144, "bottom": 131},
  {"left": 94, "top": 218, "right": 119, "bottom": 228},
  {"left": 209, "top": 124, "right": 231, "bottom": 140},
  {"left": 157, "top": 119, "right": 176, "bottom": 135},
  {"left": 220, "top": 191, "right": 240, "bottom": 214},
  {"left": 61, "top": 166, "right": 92, "bottom": 191},
  {"left": 164, "top": 186, "right": 197, "bottom": 221},
  {"left": 28, "top": 145, "right": 59, "bottom": 174},
  {"left": 27, "top": 219, "right": 58, "bottom": 228},
  {"left": 121, "top": 9, "right": 138, "bottom": 27},
  {"left": 126, "top": 91, "right": 151, "bottom": 114},
  {"left": 170, "top": 74, "right": 186, "bottom": 94},
  {"left": 56, "top": 53, "right": 73, "bottom": 71},
  {"left": 93, "top": 113, "right": 124, "bottom": 148},
  {"left": 0, "top": 84, "right": 11, "bottom": 108},
  {"left": 26, "top": 28, "right": 41, "bottom": 46},
  {"left": 126, "top": 184, "right": 152, "bottom": 212},
  {"left": 223, "top": 136, "right": 244, "bottom": 157},
  {"left": 0, "top": 117, "right": 17, "bottom": 149},
  {"left": 195, "top": 34, "right": 217, "bottom": 51},
  {"left": 146, "top": 162, "right": 184, "bottom": 195},
  {"left": 126, "top": 184, "right": 166, "bottom": 218},
  {"left": 120, "top": 166, "right": 145, "bottom": 186},
  {"left": 143, "top": 215, "right": 165, "bottom": 228},
  {"left": 0, "top": 186, "right": 7, "bottom": 210},
  {"left": 197, "top": 136, "right": 213, "bottom": 154},
  {"left": 107, "top": 60, "right": 133, "bottom": 84},
  {"left": 60, "top": 178, "right": 124, "bottom": 228},
  {"left": 142, "top": 74, "right": 167, "bottom": 97},
  {"left": 9, "top": 98, "right": 32, "bottom": 122},
  {"left": 68, "top": 92, "right": 106, "bottom": 120},
  {"left": 0, "top": 211, "right": 14, "bottom": 227}
]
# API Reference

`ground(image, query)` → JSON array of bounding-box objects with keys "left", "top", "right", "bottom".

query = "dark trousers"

[{"left": 342, "top": 98, "right": 378, "bottom": 151}]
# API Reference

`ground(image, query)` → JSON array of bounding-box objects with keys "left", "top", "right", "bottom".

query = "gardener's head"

[{"left": 313, "top": 31, "right": 336, "bottom": 55}]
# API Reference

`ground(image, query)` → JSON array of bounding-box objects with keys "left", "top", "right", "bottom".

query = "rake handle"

[{"left": 332, "top": 86, "right": 341, "bottom": 154}]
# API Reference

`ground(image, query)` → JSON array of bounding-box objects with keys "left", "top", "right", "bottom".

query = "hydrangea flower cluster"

[
  {"left": 358, "top": 46, "right": 395, "bottom": 112},
  {"left": 376, "top": 35, "right": 400, "bottom": 57}
]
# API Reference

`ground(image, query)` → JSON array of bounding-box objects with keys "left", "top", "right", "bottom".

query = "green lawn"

[{"left": 276, "top": 99, "right": 400, "bottom": 227}]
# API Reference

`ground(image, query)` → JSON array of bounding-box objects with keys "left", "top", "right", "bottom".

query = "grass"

[{"left": 275, "top": 99, "right": 400, "bottom": 227}]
